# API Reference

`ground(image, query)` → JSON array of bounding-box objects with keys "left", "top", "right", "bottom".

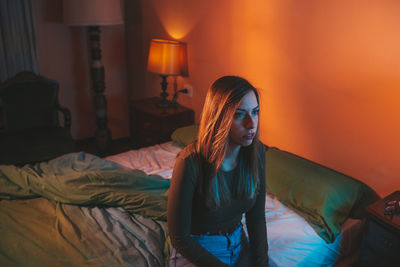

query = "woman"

[{"left": 167, "top": 76, "right": 269, "bottom": 267}]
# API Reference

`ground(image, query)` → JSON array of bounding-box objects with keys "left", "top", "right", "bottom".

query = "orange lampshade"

[
  {"left": 63, "top": 0, "right": 123, "bottom": 26},
  {"left": 179, "top": 42, "right": 189, "bottom": 77},
  {"left": 147, "top": 39, "right": 186, "bottom": 76}
]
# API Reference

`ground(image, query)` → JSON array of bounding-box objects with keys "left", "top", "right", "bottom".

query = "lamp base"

[
  {"left": 157, "top": 98, "right": 173, "bottom": 108},
  {"left": 158, "top": 74, "right": 173, "bottom": 108},
  {"left": 89, "top": 26, "right": 112, "bottom": 155}
]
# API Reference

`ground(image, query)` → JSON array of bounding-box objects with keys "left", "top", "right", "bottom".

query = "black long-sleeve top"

[{"left": 167, "top": 143, "right": 269, "bottom": 266}]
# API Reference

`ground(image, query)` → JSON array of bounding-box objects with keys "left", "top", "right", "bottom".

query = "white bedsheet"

[
  {"left": 106, "top": 142, "right": 362, "bottom": 267},
  {"left": 263, "top": 194, "right": 362, "bottom": 267},
  {"left": 106, "top": 142, "right": 181, "bottom": 179}
]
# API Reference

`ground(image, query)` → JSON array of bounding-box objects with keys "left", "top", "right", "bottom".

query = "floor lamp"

[{"left": 63, "top": 0, "right": 123, "bottom": 155}]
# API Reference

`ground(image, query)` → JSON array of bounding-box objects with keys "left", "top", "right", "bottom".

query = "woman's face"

[{"left": 229, "top": 90, "right": 259, "bottom": 148}]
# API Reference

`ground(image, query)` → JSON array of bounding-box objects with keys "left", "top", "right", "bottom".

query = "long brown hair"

[{"left": 196, "top": 76, "right": 261, "bottom": 209}]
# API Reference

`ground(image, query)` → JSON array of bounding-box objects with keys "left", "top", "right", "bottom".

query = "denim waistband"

[{"left": 190, "top": 222, "right": 242, "bottom": 236}]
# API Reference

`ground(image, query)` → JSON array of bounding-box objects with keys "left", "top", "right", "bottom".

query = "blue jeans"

[{"left": 169, "top": 224, "right": 245, "bottom": 267}]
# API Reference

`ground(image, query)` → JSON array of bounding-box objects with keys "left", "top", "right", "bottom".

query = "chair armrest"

[{"left": 56, "top": 104, "right": 71, "bottom": 132}]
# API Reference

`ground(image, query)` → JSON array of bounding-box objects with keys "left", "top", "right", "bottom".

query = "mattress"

[{"left": 105, "top": 142, "right": 364, "bottom": 267}]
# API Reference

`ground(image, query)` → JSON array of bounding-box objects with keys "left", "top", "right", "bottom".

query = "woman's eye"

[
  {"left": 252, "top": 109, "right": 260, "bottom": 116},
  {"left": 234, "top": 112, "right": 244, "bottom": 119}
]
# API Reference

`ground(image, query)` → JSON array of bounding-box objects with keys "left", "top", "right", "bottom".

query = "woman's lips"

[{"left": 243, "top": 132, "right": 255, "bottom": 139}]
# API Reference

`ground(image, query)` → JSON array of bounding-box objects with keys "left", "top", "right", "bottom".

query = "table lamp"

[{"left": 147, "top": 39, "right": 188, "bottom": 108}]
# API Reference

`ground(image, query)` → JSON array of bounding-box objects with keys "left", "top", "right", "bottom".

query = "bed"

[{"left": 0, "top": 127, "right": 378, "bottom": 267}]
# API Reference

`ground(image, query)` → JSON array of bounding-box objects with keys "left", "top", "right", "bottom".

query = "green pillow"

[
  {"left": 265, "top": 147, "right": 379, "bottom": 243},
  {"left": 171, "top": 124, "right": 199, "bottom": 147}
]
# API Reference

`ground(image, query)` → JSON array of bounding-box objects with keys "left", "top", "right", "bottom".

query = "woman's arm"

[
  {"left": 245, "top": 146, "right": 269, "bottom": 266},
  {"left": 167, "top": 153, "right": 227, "bottom": 267}
]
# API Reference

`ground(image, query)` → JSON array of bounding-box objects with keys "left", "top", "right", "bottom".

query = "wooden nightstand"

[
  {"left": 130, "top": 97, "right": 194, "bottom": 148},
  {"left": 357, "top": 191, "right": 400, "bottom": 266}
]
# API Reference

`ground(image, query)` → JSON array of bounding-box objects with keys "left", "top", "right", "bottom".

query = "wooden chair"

[{"left": 0, "top": 71, "right": 76, "bottom": 165}]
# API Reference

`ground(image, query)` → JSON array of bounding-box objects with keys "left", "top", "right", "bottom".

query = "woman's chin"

[{"left": 240, "top": 138, "right": 254, "bottom": 147}]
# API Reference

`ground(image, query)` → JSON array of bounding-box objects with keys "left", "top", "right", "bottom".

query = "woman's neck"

[{"left": 221, "top": 144, "right": 240, "bottom": 171}]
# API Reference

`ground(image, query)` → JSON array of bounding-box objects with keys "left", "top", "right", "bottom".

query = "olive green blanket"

[{"left": 0, "top": 152, "right": 171, "bottom": 267}]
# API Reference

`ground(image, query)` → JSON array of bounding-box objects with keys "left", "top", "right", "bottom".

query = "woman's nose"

[{"left": 244, "top": 114, "right": 256, "bottom": 129}]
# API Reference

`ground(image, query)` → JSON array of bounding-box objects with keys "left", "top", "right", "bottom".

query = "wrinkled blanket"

[{"left": 0, "top": 152, "right": 171, "bottom": 267}]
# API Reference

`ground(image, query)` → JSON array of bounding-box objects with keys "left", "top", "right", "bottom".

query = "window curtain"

[{"left": 0, "top": 0, "right": 39, "bottom": 82}]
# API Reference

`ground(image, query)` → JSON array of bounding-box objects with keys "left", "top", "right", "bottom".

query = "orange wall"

[
  {"left": 34, "top": 0, "right": 129, "bottom": 140},
  {"left": 129, "top": 0, "right": 400, "bottom": 197}
]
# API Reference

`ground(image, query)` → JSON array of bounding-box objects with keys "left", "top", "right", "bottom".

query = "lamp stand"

[
  {"left": 158, "top": 74, "right": 172, "bottom": 108},
  {"left": 88, "top": 26, "right": 112, "bottom": 155}
]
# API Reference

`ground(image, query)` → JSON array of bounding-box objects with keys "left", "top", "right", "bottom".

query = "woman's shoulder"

[
  {"left": 174, "top": 143, "right": 202, "bottom": 182},
  {"left": 176, "top": 143, "right": 203, "bottom": 170},
  {"left": 255, "top": 140, "right": 267, "bottom": 170},
  {"left": 256, "top": 139, "right": 267, "bottom": 156},
  {"left": 177, "top": 142, "right": 198, "bottom": 160}
]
